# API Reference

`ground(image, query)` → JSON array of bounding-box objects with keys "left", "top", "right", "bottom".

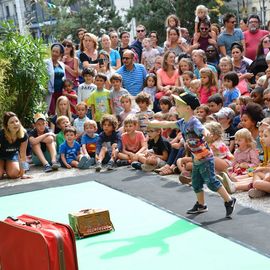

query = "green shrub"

[{"left": 0, "top": 21, "right": 48, "bottom": 127}]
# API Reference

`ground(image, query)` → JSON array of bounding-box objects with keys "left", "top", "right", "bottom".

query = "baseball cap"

[
  {"left": 214, "top": 107, "right": 235, "bottom": 120},
  {"left": 33, "top": 113, "right": 46, "bottom": 123},
  {"left": 172, "top": 92, "right": 200, "bottom": 110}
]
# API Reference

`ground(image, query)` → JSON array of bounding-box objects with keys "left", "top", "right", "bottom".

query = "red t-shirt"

[
  {"left": 121, "top": 131, "right": 146, "bottom": 153},
  {"left": 62, "top": 89, "right": 77, "bottom": 114},
  {"left": 244, "top": 30, "right": 269, "bottom": 60}
]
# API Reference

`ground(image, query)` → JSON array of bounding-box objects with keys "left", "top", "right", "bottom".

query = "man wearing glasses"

[
  {"left": 217, "top": 13, "right": 245, "bottom": 57},
  {"left": 243, "top": 15, "right": 269, "bottom": 61},
  {"left": 190, "top": 19, "right": 217, "bottom": 53},
  {"left": 131, "top": 25, "right": 147, "bottom": 63},
  {"left": 116, "top": 50, "right": 147, "bottom": 96}
]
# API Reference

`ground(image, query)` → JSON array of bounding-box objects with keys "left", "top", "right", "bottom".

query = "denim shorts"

[
  {"left": 0, "top": 152, "right": 19, "bottom": 162},
  {"left": 192, "top": 158, "right": 222, "bottom": 193}
]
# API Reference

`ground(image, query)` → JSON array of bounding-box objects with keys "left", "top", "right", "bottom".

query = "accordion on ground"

[{"left": 68, "top": 209, "right": 114, "bottom": 238}]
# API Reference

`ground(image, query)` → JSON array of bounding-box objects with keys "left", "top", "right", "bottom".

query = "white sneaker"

[{"left": 220, "top": 172, "right": 236, "bottom": 194}]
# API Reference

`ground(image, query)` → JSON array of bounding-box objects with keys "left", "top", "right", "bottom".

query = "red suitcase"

[{"left": 0, "top": 214, "right": 79, "bottom": 270}]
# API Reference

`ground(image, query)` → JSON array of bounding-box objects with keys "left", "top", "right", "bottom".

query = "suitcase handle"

[
  {"left": 7, "top": 216, "right": 41, "bottom": 228},
  {"left": 80, "top": 209, "right": 95, "bottom": 213}
]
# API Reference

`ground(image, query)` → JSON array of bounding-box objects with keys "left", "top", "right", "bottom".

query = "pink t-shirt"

[
  {"left": 156, "top": 68, "right": 179, "bottom": 87},
  {"left": 244, "top": 30, "right": 269, "bottom": 60},
  {"left": 198, "top": 86, "right": 217, "bottom": 104},
  {"left": 232, "top": 147, "right": 260, "bottom": 168},
  {"left": 121, "top": 131, "right": 146, "bottom": 153}
]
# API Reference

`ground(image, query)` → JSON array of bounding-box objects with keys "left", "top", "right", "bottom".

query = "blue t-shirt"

[
  {"left": 110, "top": 49, "right": 121, "bottom": 67},
  {"left": 217, "top": 28, "right": 244, "bottom": 56},
  {"left": 194, "top": 64, "right": 217, "bottom": 79},
  {"left": 176, "top": 116, "right": 213, "bottom": 164},
  {"left": 116, "top": 64, "right": 147, "bottom": 96},
  {"left": 54, "top": 65, "right": 65, "bottom": 93},
  {"left": 223, "top": 88, "right": 240, "bottom": 107},
  {"left": 81, "top": 133, "right": 99, "bottom": 157},
  {"left": 59, "top": 140, "right": 81, "bottom": 164}
]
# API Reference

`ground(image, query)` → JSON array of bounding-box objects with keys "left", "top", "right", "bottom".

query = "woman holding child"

[{"left": 0, "top": 112, "right": 29, "bottom": 179}]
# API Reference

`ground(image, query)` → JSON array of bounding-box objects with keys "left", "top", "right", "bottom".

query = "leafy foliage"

[
  {"left": 176, "top": 0, "right": 234, "bottom": 30},
  {"left": 126, "top": 0, "right": 176, "bottom": 44},
  {"left": 0, "top": 59, "right": 12, "bottom": 126},
  {"left": 126, "top": 0, "right": 235, "bottom": 43},
  {"left": 44, "top": 0, "right": 123, "bottom": 41},
  {"left": 0, "top": 21, "right": 48, "bottom": 127}
]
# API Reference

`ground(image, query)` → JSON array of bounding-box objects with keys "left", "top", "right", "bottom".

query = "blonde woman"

[
  {"left": 79, "top": 33, "right": 99, "bottom": 70},
  {"left": 0, "top": 112, "right": 29, "bottom": 179}
]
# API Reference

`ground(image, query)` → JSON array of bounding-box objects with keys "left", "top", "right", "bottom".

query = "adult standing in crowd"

[
  {"left": 97, "top": 50, "right": 115, "bottom": 89},
  {"left": 79, "top": 33, "right": 98, "bottom": 69},
  {"left": 190, "top": 19, "right": 217, "bottom": 52},
  {"left": 249, "top": 34, "right": 270, "bottom": 77},
  {"left": 101, "top": 34, "right": 121, "bottom": 70},
  {"left": 0, "top": 112, "right": 29, "bottom": 179},
  {"left": 45, "top": 43, "right": 65, "bottom": 115},
  {"left": 244, "top": 15, "right": 269, "bottom": 61},
  {"left": 62, "top": 39, "right": 79, "bottom": 89},
  {"left": 119, "top": 31, "right": 131, "bottom": 64},
  {"left": 154, "top": 51, "right": 179, "bottom": 111},
  {"left": 75, "top": 28, "right": 87, "bottom": 83},
  {"left": 192, "top": 49, "right": 217, "bottom": 79},
  {"left": 131, "top": 24, "right": 147, "bottom": 63},
  {"left": 217, "top": 13, "right": 245, "bottom": 57},
  {"left": 109, "top": 30, "right": 120, "bottom": 51},
  {"left": 164, "top": 27, "right": 189, "bottom": 56},
  {"left": 149, "top": 31, "right": 163, "bottom": 55},
  {"left": 116, "top": 49, "right": 147, "bottom": 96},
  {"left": 239, "top": 17, "right": 248, "bottom": 32}
]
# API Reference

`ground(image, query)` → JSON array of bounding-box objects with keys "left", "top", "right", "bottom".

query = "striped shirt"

[{"left": 116, "top": 64, "right": 147, "bottom": 96}]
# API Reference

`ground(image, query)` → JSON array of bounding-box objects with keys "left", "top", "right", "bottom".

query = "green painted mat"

[{"left": 0, "top": 181, "right": 269, "bottom": 269}]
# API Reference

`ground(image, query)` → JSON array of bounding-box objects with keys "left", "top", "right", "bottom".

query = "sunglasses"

[
  {"left": 122, "top": 57, "right": 132, "bottom": 60},
  {"left": 206, "top": 50, "right": 215, "bottom": 53},
  {"left": 264, "top": 98, "right": 270, "bottom": 102},
  {"left": 228, "top": 20, "right": 236, "bottom": 24},
  {"left": 200, "top": 27, "right": 209, "bottom": 31},
  {"left": 63, "top": 44, "right": 72, "bottom": 48},
  {"left": 263, "top": 39, "right": 270, "bottom": 44},
  {"left": 137, "top": 29, "right": 145, "bottom": 33}
]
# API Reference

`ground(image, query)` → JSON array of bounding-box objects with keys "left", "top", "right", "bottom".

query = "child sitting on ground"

[
  {"left": 29, "top": 113, "right": 60, "bottom": 173},
  {"left": 207, "top": 93, "right": 223, "bottom": 114},
  {"left": 73, "top": 102, "right": 90, "bottom": 141},
  {"left": 81, "top": 120, "right": 99, "bottom": 167},
  {"left": 204, "top": 121, "right": 234, "bottom": 174},
  {"left": 195, "top": 104, "right": 210, "bottom": 123},
  {"left": 95, "top": 114, "right": 122, "bottom": 172},
  {"left": 228, "top": 128, "right": 260, "bottom": 178},
  {"left": 59, "top": 126, "right": 91, "bottom": 169},
  {"left": 117, "top": 116, "right": 147, "bottom": 166},
  {"left": 131, "top": 126, "right": 171, "bottom": 172},
  {"left": 119, "top": 95, "right": 137, "bottom": 126},
  {"left": 214, "top": 107, "right": 236, "bottom": 153},
  {"left": 56, "top": 115, "right": 71, "bottom": 153}
]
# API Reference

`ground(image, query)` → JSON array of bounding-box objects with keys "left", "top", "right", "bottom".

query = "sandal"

[
  {"left": 154, "top": 164, "right": 170, "bottom": 173},
  {"left": 159, "top": 166, "right": 173, "bottom": 176}
]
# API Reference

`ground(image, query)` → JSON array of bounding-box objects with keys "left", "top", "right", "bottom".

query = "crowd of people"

[{"left": 2, "top": 6, "right": 270, "bottom": 216}]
